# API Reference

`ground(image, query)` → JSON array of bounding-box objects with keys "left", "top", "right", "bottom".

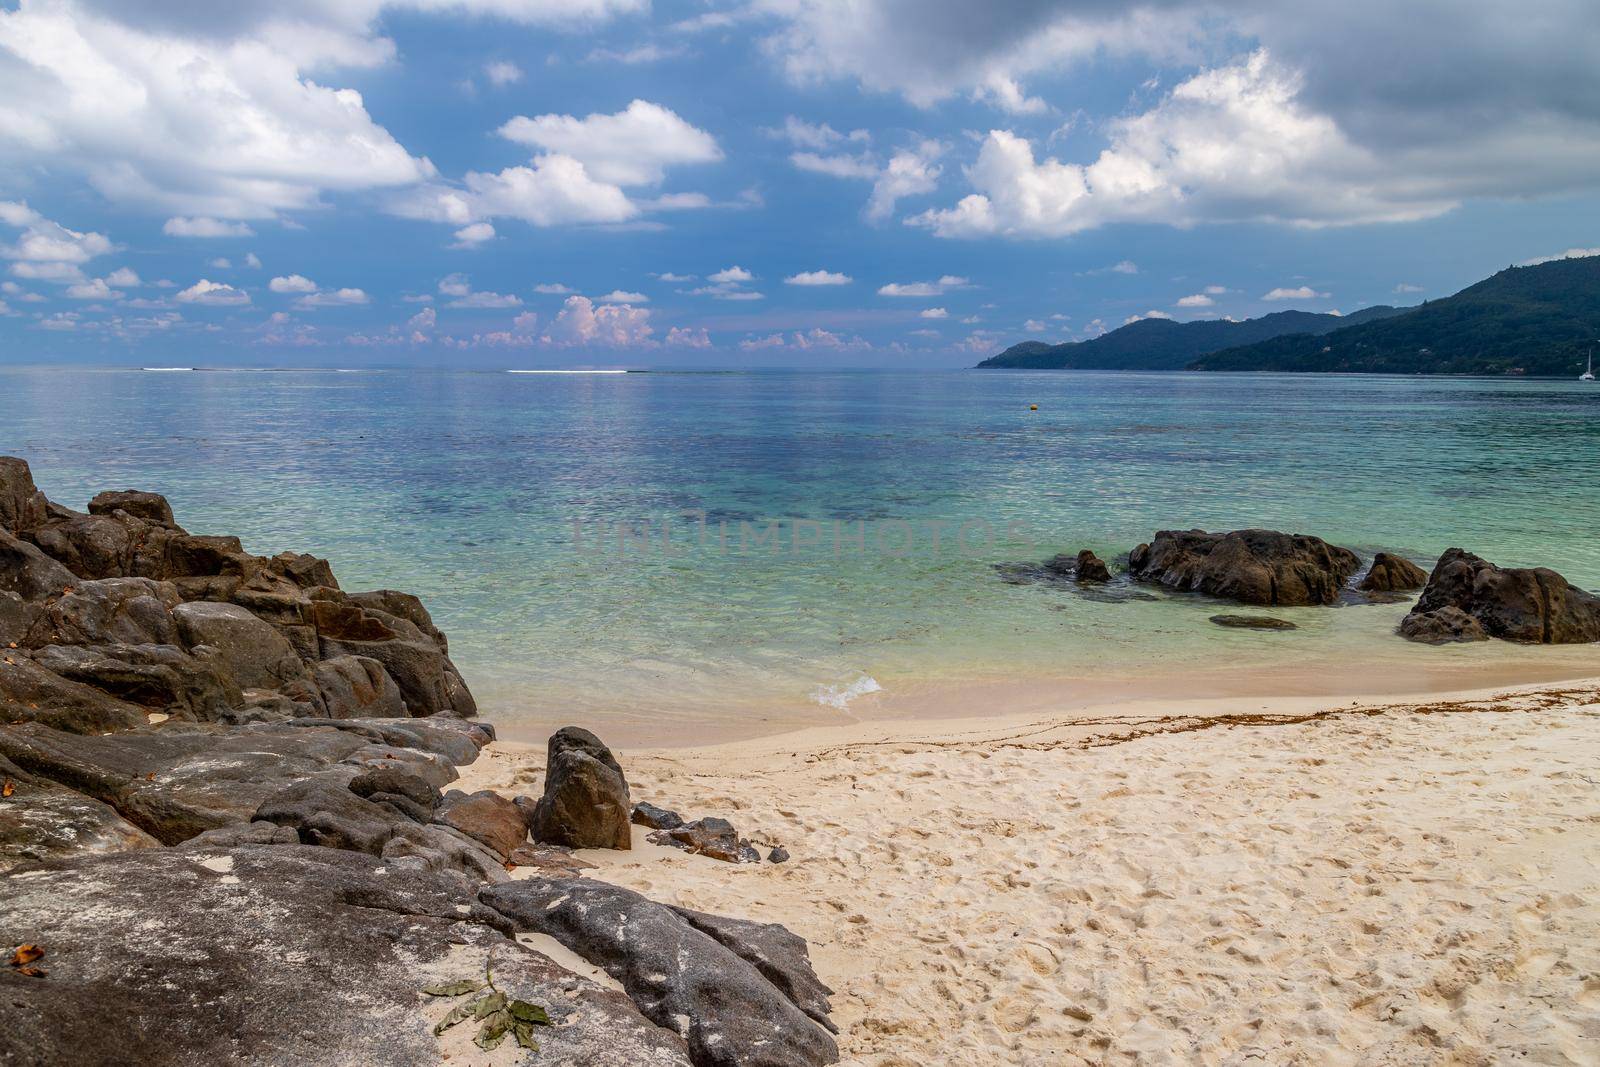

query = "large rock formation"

[
  {"left": 1128, "top": 528, "right": 1361, "bottom": 606},
  {"left": 0, "top": 846, "right": 694, "bottom": 1067},
  {"left": 1402, "top": 548, "right": 1600, "bottom": 644},
  {"left": 0, "top": 456, "right": 475, "bottom": 731}
]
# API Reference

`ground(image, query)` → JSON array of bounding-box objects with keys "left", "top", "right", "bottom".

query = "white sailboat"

[{"left": 1583, "top": 349, "right": 1596, "bottom": 381}]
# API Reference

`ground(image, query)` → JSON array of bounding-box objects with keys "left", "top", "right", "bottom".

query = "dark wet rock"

[
  {"left": 303, "top": 654, "right": 405, "bottom": 719},
  {"left": 1399, "top": 606, "right": 1490, "bottom": 644},
  {"left": 483, "top": 877, "right": 840, "bottom": 1067},
  {"left": 0, "top": 591, "right": 39, "bottom": 647},
  {"left": 319, "top": 631, "right": 476, "bottom": 718},
  {"left": 20, "top": 577, "right": 181, "bottom": 648},
  {"left": 1128, "top": 528, "right": 1361, "bottom": 606},
  {"left": 347, "top": 589, "right": 449, "bottom": 652},
  {"left": 0, "top": 653, "right": 148, "bottom": 733},
  {"left": 1074, "top": 549, "right": 1112, "bottom": 582},
  {"left": 349, "top": 767, "right": 441, "bottom": 824},
  {"left": 0, "top": 456, "right": 49, "bottom": 534},
  {"left": 650, "top": 817, "right": 757, "bottom": 864},
  {"left": 532, "top": 726, "right": 632, "bottom": 850},
  {"left": 669, "top": 906, "right": 837, "bottom": 1035},
  {"left": 0, "top": 529, "right": 75, "bottom": 601},
  {"left": 768, "top": 845, "right": 791, "bottom": 864},
  {"left": 1209, "top": 614, "right": 1298, "bottom": 631},
  {"left": 1402, "top": 548, "right": 1600, "bottom": 644},
  {"left": 31, "top": 642, "right": 239, "bottom": 720},
  {"left": 284, "top": 715, "right": 489, "bottom": 767},
  {"left": 0, "top": 753, "right": 160, "bottom": 871},
  {"left": 171, "top": 600, "right": 308, "bottom": 689},
  {"left": 0, "top": 846, "right": 692, "bottom": 1067},
  {"left": 256, "top": 775, "right": 414, "bottom": 854},
  {"left": 1360, "top": 551, "right": 1430, "bottom": 593},
  {"left": 632, "top": 800, "right": 685, "bottom": 830},
  {"left": 179, "top": 819, "right": 301, "bottom": 849},
  {"left": 88, "top": 489, "right": 176, "bottom": 527},
  {"left": 434, "top": 788, "right": 528, "bottom": 861}
]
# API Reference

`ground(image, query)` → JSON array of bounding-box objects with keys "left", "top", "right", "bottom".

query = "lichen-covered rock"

[
  {"left": 1128, "top": 528, "right": 1361, "bottom": 606},
  {"left": 1359, "top": 551, "right": 1429, "bottom": 592},
  {"left": 532, "top": 726, "right": 632, "bottom": 850},
  {"left": 0, "top": 753, "right": 159, "bottom": 872},
  {"left": 484, "top": 877, "right": 839, "bottom": 1067},
  {"left": 0, "top": 846, "right": 693, "bottom": 1067},
  {"left": 1402, "top": 548, "right": 1600, "bottom": 644}
]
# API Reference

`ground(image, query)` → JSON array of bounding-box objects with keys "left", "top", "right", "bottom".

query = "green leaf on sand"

[
  {"left": 473, "top": 991, "right": 507, "bottom": 1020},
  {"left": 422, "top": 979, "right": 483, "bottom": 997},
  {"left": 432, "top": 1001, "right": 478, "bottom": 1036},
  {"left": 508, "top": 999, "right": 552, "bottom": 1025},
  {"left": 474, "top": 1010, "right": 511, "bottom": 1050},
  {"left": 513, "top": 1021, "right": 540, "bottom": 1050}
]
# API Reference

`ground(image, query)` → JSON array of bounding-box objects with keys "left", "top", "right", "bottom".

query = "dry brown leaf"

[
  {"left": 16, "top": 966, "right": 45, "bottom": 978},
  {"left": 11, "top": 944, "right": 44, "bottom": 967},
  {"left": 1, "top": 779, "right": 14, "bottom": 798}
]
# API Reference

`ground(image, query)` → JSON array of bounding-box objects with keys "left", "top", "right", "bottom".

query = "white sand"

[{"left": 459, "top": 681, "right": 1600, "bottom": 1065}]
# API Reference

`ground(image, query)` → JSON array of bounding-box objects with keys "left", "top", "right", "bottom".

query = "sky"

[{"left": 0, "top": 0, "right": 1597, "bottom": 369}]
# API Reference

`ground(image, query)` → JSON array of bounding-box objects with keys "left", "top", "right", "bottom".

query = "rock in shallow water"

[
  {"left": 1209, "top": 614, "right": 1298, "bottom": 631},
  {"left": 1359, "top": 551, "right": 1430, "bottom": 593},
  {"left": 1400, "top": 605, "right": 1490, "bottom": 644},
  {"left": 1129, "top": 528, "right": 1360, "bottom": 606},
  {"left": 1402, "top": 548, "right": 1600, "bottom": 644}
]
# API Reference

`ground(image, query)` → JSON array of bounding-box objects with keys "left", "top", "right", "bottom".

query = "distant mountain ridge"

[
  {"left": 1192, "top": 256, "right": 1600, "bottom": 375},
  {"left": 976, "top": 305, "right": 1405, "bottom": 371}
]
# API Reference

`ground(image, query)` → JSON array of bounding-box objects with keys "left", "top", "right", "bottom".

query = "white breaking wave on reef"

[
  {"left": 811, "top": 675, "right": 883, "bottom": 709},
  {"left": 506, "top": 369, "right": 627, "bottom": 374},
  {"left": 141, "top": 366, "right": 194, "bottom": 371}
]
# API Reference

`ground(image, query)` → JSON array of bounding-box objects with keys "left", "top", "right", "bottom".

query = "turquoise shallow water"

[{"left": 3, "top": 368, "right": 1597, "bottom": 737}]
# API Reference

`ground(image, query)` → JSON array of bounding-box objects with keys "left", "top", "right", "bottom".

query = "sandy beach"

[{"left": 459, "top": 680, "right": 1600, "bottom": 1065}]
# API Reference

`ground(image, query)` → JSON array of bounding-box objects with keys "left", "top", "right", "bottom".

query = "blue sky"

[{"left": 0, "top": 0, "right": 1597, "bottom": 368}]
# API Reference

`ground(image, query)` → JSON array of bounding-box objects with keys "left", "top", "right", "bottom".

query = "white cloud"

[
  {"left": 438, "top": 274, "right": 472, "bottom": 297},
  {"left": 784, "top": 270, "right": 852, "bottom": 286},
  {"left": 1262, "top": 285, "right": 1330, "bottom": 300},
  {"left": 244, "top": 252, "right": 263, "bottom": 269},
  {"left": 209, "top": 257, "right": 232, "bottom": 269},
  {"left": 269, "top": 274, "right": 318, "bottom": 294},
  {"left": 0, "top": 3, "right": 645, "bottom": 220},
  {"left": 708, "top": 265, "right": 753, "bottom": 284},
  {"left": 0, "top": 202, "right": 113, "bottom": 280},
  {"left": 878, "top": 275, "right": 967, "bottom": 297},
  {"left": 395, "top": 155, "right": 637, "bottom": 228},
  {"left": 533, "top": 283, "right": 575, "bottom": 294},
  {"left": 790, "top": 327, "right": 870, "bottom": 351},
  {"left": 451, "top": 222, "right": 497, "bottom": 247},
  {"left": 1393, "top": 282, "right": 1424, "bottom": 293},
  {"left": 406, "top": 306, "right": 436, "bottom": 332},
  {"left": 587, "top": 43, "right": 688, "bottom": 64},
  {"left": 791, "top": 151, "right": 880, "bottom": 180},
  {"left": 543, "top": 294, "right": 654, "bottom": 346},
  {"left": 484, "top": 60, "right": 523, "bottom": 86},
  {"left": 920, "top": 307, "right": 948, "bottom": 318},
  {"left": 65, "top": 277, "right": 118, "bottom": 300},
  {"left": 1123, "top": 309, "right": 1173, "bottom": 324},
  {"left": 163, "top": 218, "right": 256, "bottom": 238},
  {"left": 974, "top": 74, "right": 1048, "bottom": 115},
  {"left": 772, "top": 116, "right": 870, "bottom": 152},
  {"left": 665, "top": 325, "right": 712, "bottom": 347},
  {"left": 104, "top": 267, "right": 140, "bottom": 287},
  {"left": 739, "top": 333, "right": 785, "bottom": 350},
  {"left": 449, "top": 290, "right": 522, "bottom": 308},
  {"left": 1175, "top": 293, "right": 1214, "bottom": 307},
  {"left": 498, "top": 100, "right": 721, "bottom": 187},
  {"left": 1519, "top": 247, "right": 1600, "bottom": 266},
  {"left": 715, "top": 291, "right": 765, "bottom": 301},
  {"left": 175, "top": 279, "right": 249, "bottom": 306},
  {"left": 596, "top": 289, "right": 648, "bottom": 303},
  {"left": 298, "top": 287, "right": 369, "bottom": 307},
  {"left": 1023, "top": 319, "right": 1046, "bottom": 332},
  {"left": 653, "top": 272, "right": 694, "bottom": 283},
  {"left": 866, "top": 140, "right": 943, "bottom": 223}
]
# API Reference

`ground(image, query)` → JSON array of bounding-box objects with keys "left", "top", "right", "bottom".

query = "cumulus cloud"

[
  {"left": 787, "top": 130, "right": 943, "bottom": 222},
  {"left": 533, "top": 283, "right": 575, "bottom": 294},
  {"left": 65, "top": 277, "right": 118, "bottom": 300},
  {"left": 175, "top": 279, "right": 249, "bottom": 306},
  {"left": 244, "top": 252, "right": 263, "bottom": 269},
  {"left": 0, "top": 2, "right": 647, "bottom": 220},
  {"left": 298, "top": 287, "right": 369, "bottom": 308},
  {"left": 596, "top": 289, "right": 648, "bottom": 303},
  {"left": 1262, "top": 285, "right": 1330, "bottom": 300},
  {"left": 1175, "top": 293, "right": 1214, "bottom": 307},
  {"left": 665, "top": 325, "right": 712, "bottom": 347},
  {"left": 1393, "top": 282, "right": 1424, "bottom": 293},
  {"left": 1520, "top": 247, "right": 1600, "bottom": 266},
  {"left": 499, "top": 100, "right": 721, "bottom": 186},
  {"left": 708, "top": 265, "right": 753, "bottom": 284},
  {"left": 451, "top": 222, "right": 497, "bottom": 247},
  {"left": 164, "top": 218, "right": 255, "bottom": 238},
  {"left": 0, "top": 202, "right": 113, "bottom": 283},
  {"left": 104, "top": 267, "right": 140, "bottom": 287},
  {"left": 784, "top": 270, "right": 852, "bottom": 286},
  {"left": 543, "top": 294, "right": 653, "bottom": 346},
  {"left": 1123, "top": 309, "right": 1173, "bottom": 324},
  {"left": 878, "top": 275, "right": 967, "bottom": 297},
  {"left": 919, "top": 307, "right": 948, "bottom": 318},
  {"left": 269, "top": 275, "right": 319, "bottom": 293}
]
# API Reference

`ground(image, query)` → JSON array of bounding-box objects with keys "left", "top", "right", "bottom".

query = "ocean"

[{"left": 5, "top": 367, "right": 1598, "bottom": 740}]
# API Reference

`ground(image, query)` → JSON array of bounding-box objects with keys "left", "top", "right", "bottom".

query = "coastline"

[{"left": 460, "top": 677, "right": 1600, "bottom": 1065}]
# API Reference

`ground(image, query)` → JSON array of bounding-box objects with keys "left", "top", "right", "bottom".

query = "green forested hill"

[
  {"left": 976, "top": 306, "right": 1403, "bottom": 370},
  {"left": 1192, "top": 256, "right": 1600, "bottom": 375}
]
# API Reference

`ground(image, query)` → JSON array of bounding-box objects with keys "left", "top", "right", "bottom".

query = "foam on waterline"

[{"left": 811, "top": 675, "right": 882, "bottom": 709}]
